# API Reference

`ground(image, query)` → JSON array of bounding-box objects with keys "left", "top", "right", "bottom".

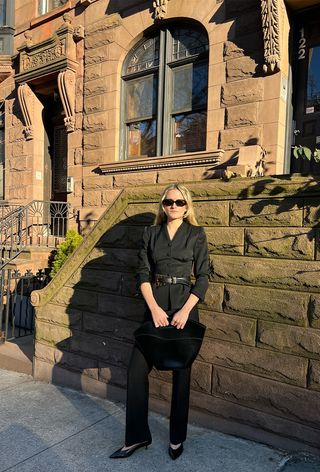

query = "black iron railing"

[
  {"left": 0, "top": 268, "right": 48, "bottom": 343},
  {"left": 0, "top": 200, "right": 70, "bottom": 268}
]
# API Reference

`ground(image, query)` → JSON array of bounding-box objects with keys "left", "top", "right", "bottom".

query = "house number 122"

[{"left": 298, "top": 28, "right": 306, "bottom": 60}]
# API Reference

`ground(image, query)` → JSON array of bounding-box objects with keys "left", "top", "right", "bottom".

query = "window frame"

[{"left": 121, "top": 23, "right": 209, "bottom": 161}]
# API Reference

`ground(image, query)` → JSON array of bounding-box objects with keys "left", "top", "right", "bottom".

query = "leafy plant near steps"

[
  {"left": 49, "top": 229, "right": 83, "bottom": 279},
  {"left": 293, "top": 145, "right": 320, "bottom": 162}
]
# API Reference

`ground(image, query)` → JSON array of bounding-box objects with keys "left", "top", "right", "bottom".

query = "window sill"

[
  {"left": 98, "top": 150, "right": 224, "bottom": 174},
  {"left": 31, "top": 1, "right": 73, "bottom": 28}
]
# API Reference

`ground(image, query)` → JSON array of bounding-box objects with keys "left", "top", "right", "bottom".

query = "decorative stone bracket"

[
  {"left": 17, "top": 83, "right": 34, "bottom": 140},
  {"left": 153, "top": 0, "right": 171, "bottom": 20},
  {"left": 58, "top": 69, "right": 76, "bottom": 133},
  {"left": 260, "top": 0, "right": 281, "bottom": 74}
]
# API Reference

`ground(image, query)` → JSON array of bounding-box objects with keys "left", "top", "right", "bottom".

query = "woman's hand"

[
  {"left": 151, "top": 305, "right": 169, "bottom": 328},
  {"left": 171, "top": 309, "right": 190, "bottom": 329}
]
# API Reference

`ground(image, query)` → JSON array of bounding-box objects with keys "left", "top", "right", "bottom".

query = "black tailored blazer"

[{"left": 136, "top": 221, "right": 210, "bottom": 315}]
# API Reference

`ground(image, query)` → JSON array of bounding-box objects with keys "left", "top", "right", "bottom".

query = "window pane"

[
  {"left": 128, "top": 120, "right": 157, "bottom": 158},
  {"left": 307, "top": 46, "right": 320, "bottom": 113},
  {"left": 127, "top": 76, "right": 158, "bottom": 121},
  {"left": 38, "top": 0, "right": 67, "bottom": 16},
  {"left": 172, "top": 28, "right": 208, "bottom": 61},
  {"left": 173, "top": 62, "right": 208, "bottom": 113},
  {"left": 173, "top": 112, "right": 206, "bottom": 153},
  {"left": 126, "top": 37, "right": 160, "bottom": 75}
]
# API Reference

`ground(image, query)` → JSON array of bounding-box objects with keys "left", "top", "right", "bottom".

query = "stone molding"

[
  {"left": 15, "top": 14, "right": 78, "bottom": 84},
  {"left": 58, "top": 69, "right": 76, "bottom": 132},
  {"left": 153, "top": 0, "right": 171, "bottom": 20},
  {"left": 17, "top": 83, "right": 34, "bottom": 140},
  {"left": 99, "top": 151, "right": 224, "bottom": 175},
  {"left": 261, "top": 0, "right": 281, "bottom": 74}
]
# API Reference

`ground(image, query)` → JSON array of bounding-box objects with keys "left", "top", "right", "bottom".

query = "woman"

[{"left": 110, "top": 183, "right": 209, "bottom": 460}]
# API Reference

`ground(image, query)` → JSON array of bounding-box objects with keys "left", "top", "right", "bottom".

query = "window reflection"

[
  {"left": 128, "top": 120, "right": 157, "bottom": 158},
  {"left": 173, "top": 112, "right": 207, "bottom": 153},
  {"left": 38, "top": 0, "right": 67, "bottom": 16},
  {"left": 0, "top": 0, "right": 6, "bottom": 26},
  {"left": 307, "top": 46, "right": 320, "bottom": 113}
]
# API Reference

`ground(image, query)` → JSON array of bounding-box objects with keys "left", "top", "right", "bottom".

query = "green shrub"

[{"left": 49, "top": 229, "right": 83, "bottom": 279}]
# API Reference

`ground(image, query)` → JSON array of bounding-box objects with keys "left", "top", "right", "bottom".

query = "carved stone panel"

[
  {"left": 261, "top": 0, "right": 281, "bottom": 74},
  {"left": 58, "top": 69, "right": 76, "bottom": 133},
  {"left": 17, "top": 83, "right": 34, "bottom": 140},
  {"left": 153, "top": 0, "right": 171, "bottom": 20}
]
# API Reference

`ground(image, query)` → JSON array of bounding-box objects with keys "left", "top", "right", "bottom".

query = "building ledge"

[
  {"left": 98, "top": 150, "right": 224, "bottom": 175},
  {"left": 0, "top": 54, "right": 13, "bottom": 82}
]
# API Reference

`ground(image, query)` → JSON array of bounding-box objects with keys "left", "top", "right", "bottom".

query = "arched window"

[{"left": 121, "top": 23, "right": 209, "bottom": 160}]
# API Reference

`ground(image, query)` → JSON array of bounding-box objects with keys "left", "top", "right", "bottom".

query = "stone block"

[
  {"left": 199, "top": 310, "right": 256, "bottom": 346},
  {"left": 201, "top": 283, "right": 224, "bottom": 312},
  {"left": 205, "top": 227, "right": 244, "bottom": 255},
  {"left": 101, "top": 189, "right": 122, "bottom": 207},
  {"left": 226, "top": 103, "right": 258, "bottom": 128},
  {"left": 97, "top": 225, "right": 144, "bottom": 248},
  {"left": 304, "top": 199, "right": 320, "bottom": 226},
  {"left": 83, "top": 174, "right": 113, "bottom": 190},
  {"left": 225, "top": 0, "right": 258, "bottom": 16},
  {"left": 83, "top": 148, "right": 114, "bottom": 165},
  {"left": 221, "top": 78, "right": 263, "bottom": 107},
  {"left": 66, "top": 268, "right": 122, "bottom": 294},
  {"left": 220, "top": 125, "right": 262, "bottom": 150},
  {"left": 223, "top": 284, "right": 309, "bottom": 326},
  {"left": 226, "top": 56, "right": 259, "bottom": 82},
  {"left": 83, "top": 312, "right": 138, "bottom": 342},
  {"left": 211, "top": 254, "right": 320, "bottom": 292},
  {"left": 98, "top": 363, "right": 127, "bottom": 388},
  {"left": 223, "top": 33, "right": 263, "bottom": 59},
  {"left": 157, "top": 167, "right": 205, "bottom": 184},
  {"left": 191, "top": 361, "right": 212, "bottom": 393},
  {"left": 83, "top": 190, "right": 102, "bottom": 207},
  {"left": 257, "top": 320, "right": 320, "bottom": 359},
  {"left": 85, "top": 44, "right": 110, "bottom": 65},
  {"left": 97, "top": 292, "right": 146, "bottom": 322},
  {"left": 35, "top": 320, "right": 71, "bottom": 348},
  {"left": 199, "top": 338, "right": 307, "bottom": 386},
  {"left": 309, "top": 360, "right": 320, "bottom": 392},
  {"left": 83, "top": 112, "right": 109, "bottom": 133},
  {"left": 113, "top": 172, "right": 158, "bottom": 187},
  {"left": 308, "top": 294, "right": 320, "bottom": 328},
  {"left": 212, "top": 367, "right": 320, "bottom": 427},
  {"left": 52, "top": 287, "right": 98, "bottom": 312},
  {"left": 230, "top": 200, "right": 303, "bottom": 226},
  {"left": 70, "top": 331, "right": 132, "bottom": 368},
  {"left": 84, "top": 247, "right": 138, "bottom": 272},
  {"left": 34, "top": 342, "right": 56, "bottom": 364},
  {"left": 193, "top": 201, "right": 229, "bottom": 226},
  {"left": 36, "top": 304, "right": 82, "bottom": 329},
  {"left": 83, "top": 130, "right": 115, "bottom": 150},
  {"left": 84, "top": 64, "right": 102, "bottom": 83},
  {"left": 53, "top": 349, "right": 99, "bottom": 380},
  {"left": 116, "top": 203, "right": 158, "bottom": 225},
  {"left": 245, "top": 228, "right": 315, "bottom": 260}
]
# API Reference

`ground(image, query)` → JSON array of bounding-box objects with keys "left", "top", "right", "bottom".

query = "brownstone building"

[{"left": 1, "top": 0, "right": 320, "bottom": 456}]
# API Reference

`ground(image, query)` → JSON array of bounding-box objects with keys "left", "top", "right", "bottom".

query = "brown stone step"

[{"left": 0, "top": 336, "right": 33, "bottom": 375}]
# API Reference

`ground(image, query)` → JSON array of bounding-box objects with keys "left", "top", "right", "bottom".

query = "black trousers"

[
  {"left": 125, "top": 307, "right": 198, "bottom": 447},
  {"left": 125, "top": 344, "right": 192, "bottom": 446}
]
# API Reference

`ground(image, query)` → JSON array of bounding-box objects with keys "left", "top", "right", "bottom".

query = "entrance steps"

[
  {"left": 0, "top": 336, "right": 33, "bottom": 375},
  {"left": 5, "top": 246, "right": 54, "bottom": 274}
]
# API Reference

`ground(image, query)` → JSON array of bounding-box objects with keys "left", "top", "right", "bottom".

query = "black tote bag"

[{"left": 134, "top": 319, "right": 206, "bottom": 370}]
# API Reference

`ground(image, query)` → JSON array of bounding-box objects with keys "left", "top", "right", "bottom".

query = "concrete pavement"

[{"left": 0, "top": 369, "right": 319, "bottom": 472}]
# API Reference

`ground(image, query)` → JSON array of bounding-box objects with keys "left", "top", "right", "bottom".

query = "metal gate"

[{"left": 0, "top": 269, "right": 48, "bottom": 343}]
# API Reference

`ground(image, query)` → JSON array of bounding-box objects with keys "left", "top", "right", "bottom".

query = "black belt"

[{"left": 154, "top": 274, "right": 191, "bottom": 287}]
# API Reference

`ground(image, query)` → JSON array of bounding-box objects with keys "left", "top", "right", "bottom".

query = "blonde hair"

[{"left": 154, "top": 183, "right": 198, "bottom": 226}]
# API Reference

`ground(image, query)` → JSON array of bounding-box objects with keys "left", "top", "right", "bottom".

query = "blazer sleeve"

[
  {"left": 190, "top": 227, "right": 209, "bottom": 302},
  {"left": 136, "top": 226, "right": 152, "bottom": 288}
]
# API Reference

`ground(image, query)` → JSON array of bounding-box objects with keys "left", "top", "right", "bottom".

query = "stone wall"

[{"left": 32, "top": 176, "right": 320, "bottom": 454}]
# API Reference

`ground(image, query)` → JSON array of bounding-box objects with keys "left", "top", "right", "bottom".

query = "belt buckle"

[{"left": 171, "top": 276, "right": 177, "bottom": 284}]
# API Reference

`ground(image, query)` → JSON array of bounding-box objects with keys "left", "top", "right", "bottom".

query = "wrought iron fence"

[
  {"left": 0, "top": 200, "right": 70, "bottom": 268},
  {"left": 0, "top": 268, "right": 48, "bottom": 343}
]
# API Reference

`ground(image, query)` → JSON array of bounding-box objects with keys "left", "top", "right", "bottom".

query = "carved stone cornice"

[
  {"left": 99, "top": 151, "right": 224, "bottom": 175},
  {"left": 17, "top": 84, "right": 34, "bottom": 140},
  {"left": 15, "top": 16, "right": 78, "bottom": 83},
  {"left": 57, "top": 69, "right": 76, "bottom": 133},
  {"left": 261, "top": 0, "right": 281, "bottom": 74},
  {"left": 153, "top": 0, "right": 171, "bottom": 20}
]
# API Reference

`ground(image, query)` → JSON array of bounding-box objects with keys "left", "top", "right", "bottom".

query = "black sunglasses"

[{"left": 162, "top": 199, "right": 187, "bottom": 207}]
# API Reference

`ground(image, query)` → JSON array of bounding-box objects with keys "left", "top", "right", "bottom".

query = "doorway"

[{"left": 291, "top": 6, "right": 320, "bottom": 173}]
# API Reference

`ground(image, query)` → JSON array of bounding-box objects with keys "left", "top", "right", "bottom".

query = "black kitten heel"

[
  {"left": 168, "top": 443, "right": 184, "bottom": 460},
  {"left": 109, "top": 440, "right": 151, "bottom": 459}
]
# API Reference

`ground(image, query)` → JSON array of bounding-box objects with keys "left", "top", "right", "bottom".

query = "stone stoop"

[
  {"left": 0, "top": 336, "right": 33, "bottom": 375},
  {"left": 5, "top": 247, "right": 54, "bottom": 275}
]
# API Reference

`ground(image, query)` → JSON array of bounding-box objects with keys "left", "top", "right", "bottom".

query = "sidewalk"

[{"left": 0, "top": 369, "right": 319, "bottom": 472}]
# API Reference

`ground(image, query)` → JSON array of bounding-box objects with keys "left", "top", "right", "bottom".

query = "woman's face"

[{"left": 162, "top": 188, "right": 187, "bottom": 223}]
